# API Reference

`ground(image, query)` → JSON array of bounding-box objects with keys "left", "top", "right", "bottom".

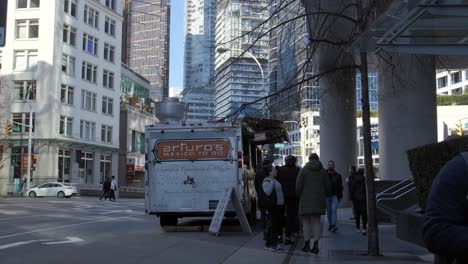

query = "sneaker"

[
  {"left": 350, "top": 217, "right": 355, "bottom": 220},
  {"left": 272, "top": 245, "right": 285, "bottom": 252},
  {"left": 328, "top": 225, "right": 332, "bottom": 231},
  {"left": 264, "top": 246, "right": 272, "bottom": 251},
  {"left": 284, "top": 238, "right": 293, "bottom": 245},
  {"left": 362, "top": 229, "right": 367, "bottom": 235},
  {"left": 331, "top": 225, "right": 338, "bottom": 232},
  {"left": 356, "top": 228, "right": 361, "bottom": 233}
]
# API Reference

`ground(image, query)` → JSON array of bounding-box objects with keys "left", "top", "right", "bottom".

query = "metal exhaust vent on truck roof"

[{"left": 155, "top": 97, "right": 186, "bottom": 123}]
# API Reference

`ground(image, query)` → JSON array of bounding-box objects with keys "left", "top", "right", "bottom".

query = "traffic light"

[
  {"left": 456, "top": 121, "right": 463, "bottom": 136},
  {"left": 5, "top": 121, "right": 12, "bottom": 136}
]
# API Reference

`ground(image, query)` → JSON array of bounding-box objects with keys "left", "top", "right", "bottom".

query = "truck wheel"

[{"left": 160, "top": 215, "right": 178, "bottom": 227}]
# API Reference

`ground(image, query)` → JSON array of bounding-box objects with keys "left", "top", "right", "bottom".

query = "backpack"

[{"left": 258, "top": 179, "right": 277, "bottom": 210}]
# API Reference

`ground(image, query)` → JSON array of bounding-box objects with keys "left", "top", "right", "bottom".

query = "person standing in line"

[
  {"left": 350, "top": 168, "right": 367, "bottom": 235},
  {"left": 109, "top": 176, "right": 117, "bottom": 201},
  {"left": 296, "top": 153, "right": 331, "bottom": 254},
  {"left": 262, "top": 166, "right": 285, "bottom": 252},
  {"left": 277, "top": 155, "right": 301, "bottom": 245},
  {"left": 326, "top": 160, "right": 343, "bottom": 233},
  {"left": 255, "top": 159, "right": 272, "bottom": 229},
  {"left": 347, "top": 166, "right": 358, "bottom": 220},
  {"left": 99, "top": 177, "right": 111, "bottom": 200}
]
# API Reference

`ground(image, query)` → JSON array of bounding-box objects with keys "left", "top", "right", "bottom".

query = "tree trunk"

[{"left": 359, "top": 51, "right": 380, "bottom": 256}]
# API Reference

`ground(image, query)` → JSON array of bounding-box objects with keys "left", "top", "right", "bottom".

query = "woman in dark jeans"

[
  {"left": 262, "top": 166, "right": 285, "bottom": 252},
  {"left": 350, "top": 168, "right": 367, "bottom": 235}
]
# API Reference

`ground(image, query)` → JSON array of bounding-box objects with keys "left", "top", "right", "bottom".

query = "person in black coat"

[
  {"left": 423, "top": 152, "right": 468, "bottom": 263},
  {"left": 350, "top": 168, "right": 367, "bottom": 235},
  {"left": 277, "top": 155, "right": 301, "bottom": 244},
  {"left": 347, "top": 166, "right": 357, "bottom": 220},
  {"left": 99, "top": 177, "right": 111, "bottom": 200}
]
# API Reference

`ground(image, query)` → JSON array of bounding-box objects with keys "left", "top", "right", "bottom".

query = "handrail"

[
  {"left": 377, "top": 182, "right": 415, "bottom": 201},
  {"left": 376, "top": 177, "right": 413, "bottom": 197}
]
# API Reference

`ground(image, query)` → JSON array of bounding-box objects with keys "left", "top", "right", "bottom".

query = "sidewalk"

[{"left": 229, "top": 208, "right": 432, "bottom": 264}]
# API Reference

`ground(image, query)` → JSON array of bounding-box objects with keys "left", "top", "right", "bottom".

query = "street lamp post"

[{"left": 23, "top": 99, "right": 33, "bottom": 191}]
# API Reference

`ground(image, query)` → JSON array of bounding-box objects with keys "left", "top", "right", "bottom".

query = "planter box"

[{"left": 396, "top": 210, "right": 425, "bottom": 247}]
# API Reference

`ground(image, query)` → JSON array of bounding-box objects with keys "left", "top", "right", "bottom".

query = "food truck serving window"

[{"left": 153, "top": 139, "right": 232, "bottom": 161}]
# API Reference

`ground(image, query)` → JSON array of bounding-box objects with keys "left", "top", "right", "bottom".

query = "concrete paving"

[{"left": 0, "top": 197, "right": 432, "bottom": 264}]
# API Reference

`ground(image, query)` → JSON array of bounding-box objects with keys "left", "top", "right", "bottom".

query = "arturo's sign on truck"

[{"left": 153, "top": 139, "right": 232, "bottom": 161}]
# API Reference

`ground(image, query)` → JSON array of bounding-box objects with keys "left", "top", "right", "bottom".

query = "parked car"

[{"left": 27, "top": 182, "right": 77, "bottom": 198}]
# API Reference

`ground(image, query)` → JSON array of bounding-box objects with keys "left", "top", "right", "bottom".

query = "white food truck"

[{"left": 144, "top": 98, "right": 288, "bottom": 226}]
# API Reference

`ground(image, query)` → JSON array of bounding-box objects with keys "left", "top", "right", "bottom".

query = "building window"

[
  {"left": 105, "top": 0, "right": 116, "bottom": 10},
  {"left": 101, "top": 125, "right": 112, "bottom": 143},
  {"left": 14, "top": 80, "right": 36, "bottom": 100},
  {"left": 131, "top": 130, "right": 145, "bottom": 154},
  {"left": 14, "top": 50, "right": 38, "bottom": 71},
  {"left": 453, "top": 88, "right": 463, "bottom": 94},
  {"left": 80, "top": 152, "right": 94, "bottom": 183},
  {"left": 102, "top": 96, "right": 113, "bottom": 115},
  {"left": 84, "top": 5, "right": 99, "bottom": 28},
  {"left": 64, "top": 0, "right": 77, "bottom": 17},
  {"left": 81, "top": 90, "right": 96, "bottom": 111},
  {"left": 60, "top": 84, "right": 74, "bottom": 105},
  {"left": 17, "top": 0, "right": 40, "bottom": 8},
  {"left": 16, "top": 20, "right": 39, "bottom": 39},
  {"left": 82, "top": 33, "right": 98, "bottom": 55},
  {"left": 58, "top": 149, "right": 71, "bottom": 183},
  {"left": 80, "top": 120, "right": 95, "bottom": 141},
  {"left": 62, "top": 54, "right": 75, "bottom": 76},
  {"left": 103, "top": 43, "right": 115, "bottom": 62},
  {"left": 12, "top": 112, "right": 35, "bottom": 133},
  {"left": 104, "top": 17, "right": 116, "bottom": 37},
  {"left": 103, "top": 70, "right": 114, "bottom": 89},
  {"left": 100, "top": 154, "right": 111, "bottom": 184},
  {"left": 59, "top": 116, "right": 73, "bottom": 136},
  {"left": 437, "top": 76, "right": 447, "bottom": 89},
  {"left": 81, "top": 61, "right": 97, "bottom": 83},
  {"left": 451, "top": 71, "right": 462, "bottom": 84},
  {"left": 63, "top": 24, "right": 76, "bottom": 46},
  {"left": 11, "top": 147, "right": 29, "bottom": 180}
]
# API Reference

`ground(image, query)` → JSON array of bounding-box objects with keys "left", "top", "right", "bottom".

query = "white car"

[{"left": 27, "top": 182, "right": 77, "bottom": 198}]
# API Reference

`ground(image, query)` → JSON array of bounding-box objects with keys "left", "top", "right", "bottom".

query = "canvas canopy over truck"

[{"left": 144, "top": 98, "right": 289, "bottom": 227}]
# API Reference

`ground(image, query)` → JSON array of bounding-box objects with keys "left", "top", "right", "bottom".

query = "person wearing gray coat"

[{"left": 296, "top": 153, "right": 331, "bottom": 254}]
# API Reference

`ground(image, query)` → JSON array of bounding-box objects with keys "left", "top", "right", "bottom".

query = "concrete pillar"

[
  {"left": 320, "top": 71, "right": 357, "bottom": 177},
  {"left": 378, "top": 53, "right": 437, "bottom": 180},
  {"left": 305, "top": 0, "right": 357, "bottom": 178}
]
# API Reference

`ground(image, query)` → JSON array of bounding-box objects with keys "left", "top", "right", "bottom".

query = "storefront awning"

[
  {"left": 355, "top": 0, "right": 468, "bottom": 55},
  {"left": 241, "top": 117, "right": 291, "bottom": 145}
]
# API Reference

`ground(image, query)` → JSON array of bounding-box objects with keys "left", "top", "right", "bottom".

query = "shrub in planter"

[{"left": 406, "top": 136, "right": 468, "bottom": 210}]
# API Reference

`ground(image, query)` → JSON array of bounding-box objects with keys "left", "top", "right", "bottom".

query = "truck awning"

[{"left": 240, "top": 117, "right": 291, "bottom": 145}]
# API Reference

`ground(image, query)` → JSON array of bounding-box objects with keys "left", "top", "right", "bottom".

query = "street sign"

[
  {"left": 274, "top": 143, "right": 284, "bottom": 148},
  {"left": 11, "top": 125, "right": 20, "bottom": 132},
  {"left": 465, "top": 122, "right": 468, "bottom": 129}
]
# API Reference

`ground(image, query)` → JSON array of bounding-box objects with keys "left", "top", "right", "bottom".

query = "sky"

[{"left": 168, "top": 0, "right": 185, "bottom": 96}]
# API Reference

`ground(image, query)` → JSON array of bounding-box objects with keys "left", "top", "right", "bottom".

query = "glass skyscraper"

[{"left": 123, "top": 0, "right": 170, "bottom": 101}]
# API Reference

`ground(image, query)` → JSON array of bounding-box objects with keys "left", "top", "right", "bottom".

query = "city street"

[
  {"left": 0, "top": 197, "right": 431, "bottom": 264},
  {"left": 0, "top": 197, "right": 269, "bottom": 264}
]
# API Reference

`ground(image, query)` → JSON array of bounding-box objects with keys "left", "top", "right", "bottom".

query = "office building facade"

[
  {"left": 123, "top": 0, "right": 170, "bottom": 101},
  {"left": 0, "top": 0, "right": 123, "bottom": 195},
  {"left": 214, "top": 0, "right": 269, "bottom": 119}
]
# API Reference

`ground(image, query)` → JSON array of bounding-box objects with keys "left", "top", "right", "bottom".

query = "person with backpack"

[
  {"left": 350, "top": 168, "right": 367, "bottom": 235},
  {"left": 261, "top": 165, "right": 285, "bottom": 252},
  {"left": 296, "top": 153, "right": 331, "bottom": 254},
  {"left": 277, "top": 155, "right": 301, "bottom": 245},
  {"left": 255, "top": 159, "right": 272, "bottom": 229},
  {"left": 423, "top": 151, "right": 468, "bottom": 263}
]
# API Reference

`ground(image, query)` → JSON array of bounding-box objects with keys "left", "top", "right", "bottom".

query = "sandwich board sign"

[{"left": 208, "top": 187, "right": 252, "bottom": 236}]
